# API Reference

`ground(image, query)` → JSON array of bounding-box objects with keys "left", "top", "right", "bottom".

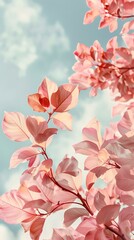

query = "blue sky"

[{"left": 0, "top": 0, "right": 118, "bottom": 239}]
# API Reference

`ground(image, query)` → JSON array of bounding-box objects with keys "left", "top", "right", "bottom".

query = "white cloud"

[
  {"left": 41, "top": 211, "right": 65, "bottom": 240},
  {"left": 17, "top": 228, "right": 31, "bottom": 240},
  {"left": 0, "top": 0, "right": 70, "bottom": 74},
  {"left": 0, "top": 224, "right": 15, "bottom": 239},
  {"left": 4, "top": 170, "right": 22, "bottom": 192},
  {"left": 4, "top": 0, "right": 40, "bottom": 27},
  {"left": 42, "top": 22, "right": 70, "bottom": 53},
  {"left": 47, "top": 62, "right": 69, "bottom": 82},
  {"left": 0, "top": 0, "right": 4, "bottom": 7}
]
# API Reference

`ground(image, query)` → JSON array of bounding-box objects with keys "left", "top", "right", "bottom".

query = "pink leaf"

[
  {"left": 35, "top": 128, "right": 58, "bottom": 143},
  {"left": 26, "top": 116, "right": 57, "bottom": 144},
  {"left": 51, "top": 84, "right": 79, "bottom": 112},
  {"left": 64, "top": 208, "right": 89, "bottom": 227},
  {"left": 51, "top": 228, "right": 83, "bottom": 240},
  {"left": 82, "top": 118, "right": 102, "bottom": 147},
  {"left": 94, "top": 191, "right": 106, "bottom": 211},
  {"left": 2, "top": 112, "right": 30, "bottom": 142},
  {"left": 119, "top": 206, "right": 134, "bottom": 230},
  {"left": 38, "top": 159, "right": 53, "bottom": 173},
  {"left": 10, "top": 147, "right": 40, "bottom": 168},
  {"left": 96, "top": 204, "right": 120, "bottom": 224},
  {"left": 116, "top": 165, "right": 134, "bottom": 191},
  {"left": 56, "top": 156, "right": 79, "bottom": 176},
  {"left": 76, "top": 217, "right": 97, "bottom": 236},
  {"left": 38, "top": 77, "right": 58, "bottom": 103},
  {"left": 112, "top": 103, "right": 127, "bottom": 117},
  {"left": 84, "top": 9, "right": 99, "bottom": 24},
  {"left": 52, "top": 112, "right": 72, "bottom": 130},
  {"left": 26, "top": 116, "right": 48, "bottom": 138}
]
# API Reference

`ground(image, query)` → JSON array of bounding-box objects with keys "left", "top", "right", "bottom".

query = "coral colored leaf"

[
  {"left": 2, "top": 112, "right": 30, "bottom": 142},
  {"left": 86, "top": 171, "right": 96, "bottom": 190},
  {"left": 29, "top": 217, "right": 45, "bottom": 240},
  {"left": 39, "top": 97, "right": 50, "bottom": 108},
  {"left": 10, "top": 147, "right": 40, "bottom": 168},
  {"left": 0, "top": 190, "right": 36, "bottom": 224},
  {"left": 51, "top": 84, "right": 79, "bottom": 112},
  {"left": 52, "top": 112, "right": 72, "bottom": 130},
  {"left": 64, "top": 208, "right": 89, "bottom": 227},
  {"left": 116, "top": 165, "right": 134, "bottom": 191},
  {"left": 28, "top": 93, "right": 46, "bottom": 112},
  {"left": 96, "top": 204, "right": 120, "bottom": 224}
]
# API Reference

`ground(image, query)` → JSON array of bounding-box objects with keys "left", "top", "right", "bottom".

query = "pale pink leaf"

[
  {"left": 52, "top": 112, "right": 72, "bottom": 130},
  {"left": 73, "top": 140, "right": 99, "bottom": 155},
  {"left": 10, "top": 147, "right": 40, "bottom": 168},
  {"left": 121, "top": 20, "right": 134, "bottom": 34},
  {"left": 64, "top": 208, "right": 89, "bottom": 227},
  {"left": 51, "top": 228, "right": 83, "bottom": 240},
  {"left": 112, "top": 103, "right": 127, "bottom": 117},
  {"left": 24, "top": 199, "right": 51, "bottom": 213},
  {"left": 2, "top": 112, "right": 30, "bottom": 142},
  {"left": 0, "top": 190, "right": 36, "bottom": 224},
  {"left": 84, "top": 9, "right": 99, "bottom": 24},
  {"left": 96, "top": 204, "right": 120, "bottom": 224},
  {"left": 82, "top": 118, "right": 102, "bottom": 147}
]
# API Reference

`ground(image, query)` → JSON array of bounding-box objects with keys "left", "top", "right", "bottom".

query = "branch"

[{"left": 105, "top": 224, "right": 127, "bottom": 240}]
